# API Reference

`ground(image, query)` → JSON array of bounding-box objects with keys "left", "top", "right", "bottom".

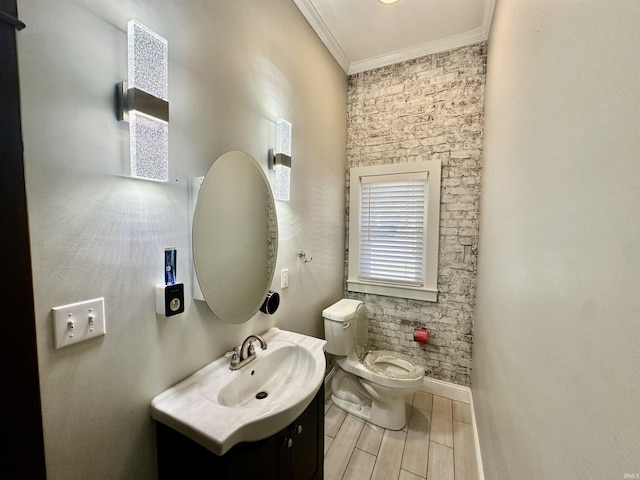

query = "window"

[{"left": 348, "top": 161, "right": 441, "bottom": 301}]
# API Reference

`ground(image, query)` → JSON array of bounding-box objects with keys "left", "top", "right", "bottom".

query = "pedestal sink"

[{"left": 150, "top": 328, "right": 326, "bottom": 455}]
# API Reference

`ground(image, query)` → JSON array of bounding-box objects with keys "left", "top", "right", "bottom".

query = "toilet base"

[
  {"left": 330, "top": 367, "right": 409, "bottom": 430},
  {"left": 331, "top": 394, "right": 371, "bottom": 425},
  {"left": 331, "top": 392, "right": 408, "bottom": 430}
]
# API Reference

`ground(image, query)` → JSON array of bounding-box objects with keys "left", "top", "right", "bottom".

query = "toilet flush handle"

[{"left": 343, "top": 321, "right": 351, "bottom": 329}]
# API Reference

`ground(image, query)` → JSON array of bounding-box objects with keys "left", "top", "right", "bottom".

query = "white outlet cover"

[
  {"left": 281, "top": 268, "right": 289, "bottom": 289},
  {"left": 52, "top": 297, "right": 106, "bottom": 349}
]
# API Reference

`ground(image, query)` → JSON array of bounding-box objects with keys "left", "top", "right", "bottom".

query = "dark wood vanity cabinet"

[{"left": 156, "top": 384, "right": 324, "bottom": 480}]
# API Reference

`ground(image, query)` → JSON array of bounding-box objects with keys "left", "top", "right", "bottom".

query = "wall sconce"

[
  {"left": 268, "top": 118, "right": 292, "bottom": 201},
  {"left": 116, "top": 20, "right": 169, "bottom": 182},
  {"left": 269, "top": 118, "right": 291, "bottom": 202}
]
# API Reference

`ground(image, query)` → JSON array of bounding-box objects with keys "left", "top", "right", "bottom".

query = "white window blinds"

[{"left": 359, "top": 173, "right": 428, "bottom": 286}]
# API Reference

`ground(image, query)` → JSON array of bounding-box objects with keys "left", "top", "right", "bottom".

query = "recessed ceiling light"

[{"left": 379, "top": 0, "right": 400, "bottom": 4}]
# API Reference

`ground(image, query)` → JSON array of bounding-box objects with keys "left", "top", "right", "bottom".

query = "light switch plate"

[
  {"left": 281, "top": 269, "right": 289, "bottom": 289},
  {"left": 52, "top": 297, "right": 106, "bottom": 349}
]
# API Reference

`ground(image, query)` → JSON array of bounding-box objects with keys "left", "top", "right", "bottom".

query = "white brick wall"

[{"left": 345, "top": 43, "right": 486, "bottom": 387}]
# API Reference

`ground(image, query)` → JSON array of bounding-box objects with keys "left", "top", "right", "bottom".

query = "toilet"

[{"left": 323, "top": 299, "right": 424, "bottom": 430}]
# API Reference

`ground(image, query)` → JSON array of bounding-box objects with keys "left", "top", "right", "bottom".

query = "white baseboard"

[
  {"left": 468, "top": 390, "right": 485, "bottom": 480},
  {"left": 419, "top": 377, "right": 484, "bottom": 480},
  {"left": 420, "top": 376, "right": 471, "bottom": 404}
]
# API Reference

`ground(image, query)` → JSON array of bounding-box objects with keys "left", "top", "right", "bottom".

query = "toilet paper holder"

[{"left": 413, "top": 324, "right": 430, "bottom": 344}]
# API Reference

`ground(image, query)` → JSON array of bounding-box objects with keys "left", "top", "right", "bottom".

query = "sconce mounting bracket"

[
  {"left": 116, "top": 81, "right": 169, "bottom": 123},
  {"left": 268, "top": 149, "right": 292, "bottom": 170}
]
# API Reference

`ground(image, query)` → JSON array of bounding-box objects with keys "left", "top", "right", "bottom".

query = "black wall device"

[
  {"left": 260, "top": 290, "right": 280, "bottom": 315},
  {"left": 155, "top": 283, "right": 185, "bottom": 317}
]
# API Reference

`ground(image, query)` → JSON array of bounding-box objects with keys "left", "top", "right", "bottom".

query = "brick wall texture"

[{"left": 345, "top": 43, "right": 487, "bottom": 387}]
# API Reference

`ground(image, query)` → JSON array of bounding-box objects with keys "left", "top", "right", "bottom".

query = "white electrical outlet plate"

[
  {"left": 281, "top": 268, "right": 289, "bottom": 289},
  {"left": 52, "top": 297, "right": 106, "bottom": 349}
]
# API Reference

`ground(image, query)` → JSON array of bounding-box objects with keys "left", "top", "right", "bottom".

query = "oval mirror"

[{"left": 193, "top": 151, "right": 277, "bottom": 324}]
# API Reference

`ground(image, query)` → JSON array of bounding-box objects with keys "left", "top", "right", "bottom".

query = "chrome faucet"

[{"left": 225, "top": 334, "right": 268, "bottom": 370}]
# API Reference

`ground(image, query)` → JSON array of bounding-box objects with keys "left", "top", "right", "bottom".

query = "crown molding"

[
  {"left": 294, "top": 0, "right": 495, "bottom": 75},
  {"left": 292, "top": 0, "right": 350, "bottom": 72},
  {"left": 348, "top": 26, "right": 486, "bottom": 74},
  {"left": 482, "top": 0, "right": 496, "bottom": 39}
]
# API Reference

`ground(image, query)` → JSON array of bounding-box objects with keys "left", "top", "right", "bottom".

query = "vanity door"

[
  {"left": 287, "top": 383, "right": 324, "bottom": 480},
  {"left": 156, "top": 385, "right": 324, "bottom": 480}
]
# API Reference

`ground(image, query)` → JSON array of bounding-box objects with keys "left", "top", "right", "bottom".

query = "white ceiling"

[{"left": 293, "top": 0, "right": 495, "bottom": 74}]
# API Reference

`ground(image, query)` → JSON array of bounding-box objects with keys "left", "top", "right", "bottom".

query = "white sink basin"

[
  {"left": 150, "top": 328, "right": 326, "bottom": 455},
  {"left": 214, "top": 345, "right": 316, "bottom": 408}
]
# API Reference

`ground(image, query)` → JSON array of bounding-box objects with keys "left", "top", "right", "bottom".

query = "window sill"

[{"left": 347, "top": 280, "right": 438, "bottom": 302}]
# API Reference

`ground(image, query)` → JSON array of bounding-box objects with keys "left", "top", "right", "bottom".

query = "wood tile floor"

[{"left": 324, "top": 391, "right": 478, "bottom": 480}]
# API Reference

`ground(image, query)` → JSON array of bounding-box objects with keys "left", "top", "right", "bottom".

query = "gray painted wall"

[
  {"left": 474, "top": 0, "right": 640, "bottom": 478},
  {"left": 17, "top": 0, "right": 346, "bottom": 478}
]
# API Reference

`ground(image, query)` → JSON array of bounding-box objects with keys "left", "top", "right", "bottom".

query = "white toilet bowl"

[{"left": 323, "top": 299, "right": 424, "bottom": 430}]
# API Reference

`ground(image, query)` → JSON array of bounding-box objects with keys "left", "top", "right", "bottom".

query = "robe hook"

[{"left": 297, "top": 251, "right": 313, "bottom": 263}]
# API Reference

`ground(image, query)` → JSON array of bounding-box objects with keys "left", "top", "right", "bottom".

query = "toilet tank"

[{"left": 322, "top": 299, "right": 363, "bottom": 355}]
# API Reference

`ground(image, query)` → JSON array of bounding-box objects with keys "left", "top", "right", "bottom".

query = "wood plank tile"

[
  {"left": 325, "top": 398, "right": 333, "bottom": 415},
  {"left": 404, "top": 392, "right": 416, "bottom": 427},
  {"left": 413, "top": 391, "right": 433, "bottom": 412},
  {"left": 401, "top": 407, "right": 430, "bottom": 477},
  {"left": 453, "top": 420, "right": 478, "bottom": 480},
  {"left": 400, "top": 469, "right": 426, "bottom": 480},
  {"left": 452, "top": 400, "right": 472, "bottom": 424},
  {"left": 356, "top": 421, "right": 385, "bottom": 456},
  {"left": 325, "top": 403, "right": 347, "bottom": 438},
  {"left": 324, "top": 435, "right": 334, "bottom": 457},
  {"left": 404, "top": 403, "right": 412, "bottom": 431},
  {"left": 324, "top": 395, "right": 475, "bottom": 480},
  {"left": 343, "top": 448, "right": 376, "bottom": 480},
  {"left": 371, "top": 428, "right": 407, "bottom": 480},
  {"left": 427, "top": 441, "right": 454, "bottom": 480},
  {"left": 406, "top": 392, "right": 416, "bottom": 406},
  {"left": 430, "top": 396, "right": 453, "bottom": 447},
  {"left": 325, "top": 414, "right": 365, "bottom": 480}
]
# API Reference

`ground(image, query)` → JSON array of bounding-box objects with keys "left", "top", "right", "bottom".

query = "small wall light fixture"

[
  {"left": 268, "top": 118, "right": 292, "bottom": 201},
  {"left": 116, "top": 20, "right": 169, "bottom": 182}
]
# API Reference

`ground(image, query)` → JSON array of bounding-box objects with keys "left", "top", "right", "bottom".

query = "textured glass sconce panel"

[
  {"left": 276, "top": 118, "right": 292, "bottom": 157},
  {"left": 130, "top": 111, "right": 169, "bottom": 182},
  {"left": 274, "top": 165, "right": 291, "bottom": 202},
  {"left": 128, "top": 20, "right": 168, "bottom": 100},
  {"left": 120, "top": 20, "right": 169, "bottom": 182},
  {"left": 274, "top": 118, "right": 292, "bottom": 201}
]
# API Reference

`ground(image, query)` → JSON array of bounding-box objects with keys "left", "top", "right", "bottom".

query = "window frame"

[{"left": 347, "top": 161, "right": 441, "bottom": 302}]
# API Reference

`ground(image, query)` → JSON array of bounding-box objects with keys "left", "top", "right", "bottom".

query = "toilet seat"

[
  {"left": 364, "top": 350, "right": 424, "bottom": 381},
  {"left": 337, "top": 350, "right": 424, "bottom": 389}
]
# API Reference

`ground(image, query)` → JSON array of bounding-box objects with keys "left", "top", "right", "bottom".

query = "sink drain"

[{"left": 255, "top": 391, "right": 268, "bottom": 400}]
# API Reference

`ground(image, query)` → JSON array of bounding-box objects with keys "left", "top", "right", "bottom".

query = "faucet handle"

[
  {"left": 225, "top": 347, "right": 239, "bottom": 358},
  {"left": 245, "top": 336, "right": 267, "bottom": 357},
  {"left": 225, "top": 347, "right": 240, "bottom": 368}
]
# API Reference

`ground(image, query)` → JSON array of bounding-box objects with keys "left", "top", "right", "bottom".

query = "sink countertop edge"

[{"left": 150, "top": 328, "right": 327, "bottom": 456}]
